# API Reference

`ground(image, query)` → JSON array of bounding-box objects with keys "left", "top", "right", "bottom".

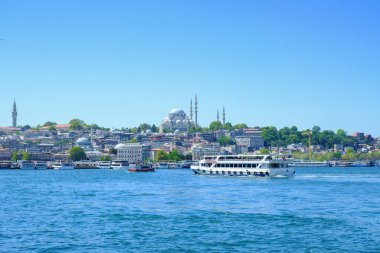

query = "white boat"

[
  {"left": 110, "top": 161, "right": 129, "bottom": 170},
  {"left": 191, "top": 154, "right": 295, "bottom": 177},
  {"left": 19, "top": 160, "right": 35, "bottom": 170},
  {"left": 52, "top": 161, "right": 74, "bottom": 170},
  {"left": 35, "top": 161, "right": 47, "bottom": 170},
  {"left": 74, "top": 161, "right": 98, "bottom": 169},
  {"left": 288, "top": 160, "right": 331, "bottom": 167},
  {"left": 157, "top": 163, "right": 169, "bottom": 169},
  {"left": 97, "top": 161, "right": 111, "bottom": 169}
]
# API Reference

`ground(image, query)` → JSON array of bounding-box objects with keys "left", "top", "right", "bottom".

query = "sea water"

[{"left": 0, "top": 167, "right": 379, "bottom": 252}]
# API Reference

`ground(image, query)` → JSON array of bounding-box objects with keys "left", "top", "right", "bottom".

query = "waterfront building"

[
  {"left": 115, "top": 143, "right": 151, "bottom": 164},
  {"left": 191, "top": 143, "right": 222, "bottom": 161},
  {"left": 160, "top": 108, "right": 195, "bottom": 133}
]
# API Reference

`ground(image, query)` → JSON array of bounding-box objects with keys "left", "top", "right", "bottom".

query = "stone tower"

[
  {"left": 195, "top": 95, "right": 198, "bottom": 127},
  {"left": 222, "top": 106, "right": 225, "bottom": 125},
  {"left": 190, "top": 99, "right": 193, "bottom": 121},
  {"left": 217, "top": 109, "right": 220, "bottom": 122},
  {"left": 12, "top": 100, "right": 17, "bottom": 127}
]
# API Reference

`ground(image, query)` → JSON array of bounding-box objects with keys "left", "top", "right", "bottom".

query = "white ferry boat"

[
  {"left": 191, "top": 154, "right": 295, "bottom": 177},
  {"left": 97, "top": 161, "right": 111, "bottom": 169},
  {"left": 35, "top": 161, "right": 47, "bottom": 170},
  {"left": 52, "top": 161, "right": 74, "bottom": 170},
  {"left": 19, "top": 160, "right": 35, "bottom": 170},
  {"left": 110, "top": 161, "right": 129, "bottom": 170},
  {"left": 288, "top": 160, "right": 331, "bottom": 167}
]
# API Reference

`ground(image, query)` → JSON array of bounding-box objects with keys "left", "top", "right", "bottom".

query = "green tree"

[
  {"left": 155, "top": 150, "right": 168, "bottom": 161},
  {"left": 209, "top": 121, "right": 222, "bottom": 131},
  {"left": 234, "top": 123, "right": 248, "bottom": 130},
  {"left": 48, "top": 125, "right": 56, "bottom": 132},
  {"left": 259, "top": 148, "right": 270, "bottom": 155},
  {"left": 218, "top": 136, "right": 234, "bottom": 146},
  {"left": 151, "top": 124, "right": 158, "bottom": 133},
  {"left": 69, "top": 146, "right": 86, "bottom": 161},
  {"left": 22, "top": 151, "right": 30, "bottom": 161},
  {"left": 129, "top": 137, "right": 138, "bottom": 143},
  {"left": 69, "top": 119, "right": 85, "bottom": 130},
  {"left": 43, "top": 121, "right": 57, "bottom": 127},
  {"left": 100, "top": 155, "right": 111, "bottom": 161},
  {"left": 11, "top": 151, "right": 19, "bottom": 161},
  {"left": 223, "top": 122, "right": 234, "bottom": 131},
  {"left": 138, "top": 123, "right": 151, "bottom": 132},
  {"left": 167, "top": 149, "right": 184, "bottom": 161}
]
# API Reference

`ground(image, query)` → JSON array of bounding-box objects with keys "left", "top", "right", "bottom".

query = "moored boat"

[
  {"left": 288, "top": 160, "right": 331, "bottom": 167},
  {"left": 74, "top": 161, "right": 98, "bottom": 169},
  {"left": 191, "top": 154, "right": 295, "bottom": 177},
  {"left": 128, "top": 164, "right": 155, "bottom": 172},
  {"left": 52, "top": 161, "right": 74, "bottom": 170},
  {"left": 19, "top": 160, "right": 35, "bottom": 170},
  {"left": 97, "top": 161, "right": 111, "bottom": 169},
  {"left": 0, "top": 161, "right": 12, "bottom": 169},
  {"left": 35, "top": 161, "right": 47, "bottom": 170},
  {"left": 110, "top": 161, "right": 129, "bottom": 170}
]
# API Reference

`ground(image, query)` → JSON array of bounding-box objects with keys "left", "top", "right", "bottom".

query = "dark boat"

[{"left": 128, "top": 164, "right": 155, "bottom": 172}]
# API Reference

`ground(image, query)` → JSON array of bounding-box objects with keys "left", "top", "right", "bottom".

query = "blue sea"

[{"left": 1, "top": 167, "right": 379, "bottom": 252}]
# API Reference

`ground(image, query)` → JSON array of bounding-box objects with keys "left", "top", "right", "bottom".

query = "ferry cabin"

[{"left": 191, "top": 155, "right": 294, "bottom": 177}]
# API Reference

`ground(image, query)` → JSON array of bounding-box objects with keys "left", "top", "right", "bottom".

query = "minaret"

[
  {"left": 222, "top": 106, "right": 225, "bottom": 125},
  {"left": 190, "top": 99, "right": 193, "bottom": 121},
  {"left": 217, "top": 109, "right": 220, "bottom": 122},
  {"left": 12, "top": 100, "right": 17, "bottom": 127},
  {"left": 90, "top": 124, "right": 94, "bottom": 148},
  {"left": 195, "top": 95, "right": 198, "bottom": 127}
]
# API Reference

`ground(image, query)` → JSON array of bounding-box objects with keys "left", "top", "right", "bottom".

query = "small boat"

[
  {"left": 128, "top": 164, "right": 155, "bottom": 172},
  {"left": 110, "top": 161, "right": 129, "bottom": 170},
  {"left": 19, "top": 160, "right": 35, "bottom": 170},
  {"left": 97, "top": 161, "right": 111, "bottom": 169},
  {"left": 35, "top": 161, "right": 47, "bottom": 170},
  {"left": 157, "top": 163, "right": 169, "bottom": 169},
  {"left": 0, "top": 161, "right": 12, "bottom": 169},
  {"left": 74, "top": 161, "right": 98, "bottom": 169},
  {"left": 52, "top": 161, "right": 74, "bottom": 170}
]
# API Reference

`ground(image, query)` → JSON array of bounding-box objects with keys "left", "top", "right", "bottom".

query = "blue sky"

[{"left": 0, "top": 0, "right": 379, "bottom": 135}]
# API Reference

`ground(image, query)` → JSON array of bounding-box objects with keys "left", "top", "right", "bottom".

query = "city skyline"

[{"left": 1, "top": 1, "right": 380, "bottom": 135}]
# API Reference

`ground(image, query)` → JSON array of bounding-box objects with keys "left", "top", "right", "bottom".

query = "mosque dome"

[
  {"left": 160, "top": 107, "right": 195, "bottom": 133},
  {"left": 170, "top": 108, "right": 185, "bottom": 114},
  {"left": 76, "top": 137, "right": 90, "bottom": 144},
  {"left": 114, "top": 143, "right": 128, "bottom": 149}
]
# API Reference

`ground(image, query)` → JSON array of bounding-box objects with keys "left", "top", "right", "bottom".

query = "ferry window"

[{"left": 238, "top": 164, "right": 243, "bottom": 168}]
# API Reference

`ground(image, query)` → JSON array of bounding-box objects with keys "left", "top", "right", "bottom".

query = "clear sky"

[{"left": 0, "top": 0, "right": 379, "bottom": 135}]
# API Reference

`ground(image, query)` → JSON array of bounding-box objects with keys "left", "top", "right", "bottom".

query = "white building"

[
  {"left": 160, "top": 108, "right": 194, "bottom": 132},
  {"left": 115, "top": 143, "right": 151, "bottom": 164},
  {"left": 191, "top": 144, "right": 222, "bottom": 161}
]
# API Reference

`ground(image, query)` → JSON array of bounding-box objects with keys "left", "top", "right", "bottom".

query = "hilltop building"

[{"left": 160, "top": 108, "right": 195, "bottom": 132}]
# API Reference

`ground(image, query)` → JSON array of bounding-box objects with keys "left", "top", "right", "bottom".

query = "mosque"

[{"left": 159, "top": 95, "right": 198, "bottom": 133}]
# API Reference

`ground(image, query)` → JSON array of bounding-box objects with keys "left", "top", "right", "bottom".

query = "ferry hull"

[{"left": 191, "top": 166, "right": 295, "bottom": 178}]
